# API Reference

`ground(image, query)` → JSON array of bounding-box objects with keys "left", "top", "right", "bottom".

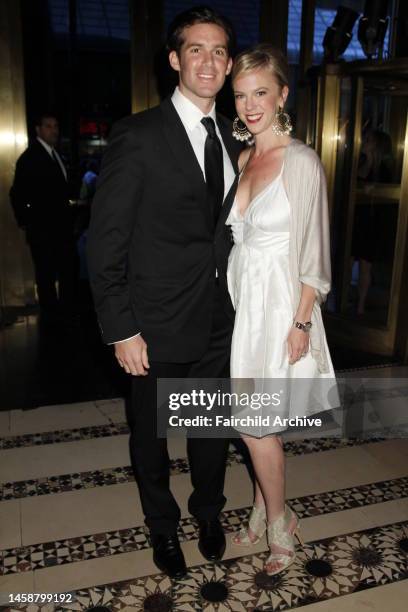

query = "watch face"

[{"left": 296, "top": 321, "right": 312, "bottom": 331}]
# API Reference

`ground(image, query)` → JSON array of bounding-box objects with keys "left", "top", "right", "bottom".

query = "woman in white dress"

[{"left": 226, "top": 45, "right": 338, "bottom": 576}]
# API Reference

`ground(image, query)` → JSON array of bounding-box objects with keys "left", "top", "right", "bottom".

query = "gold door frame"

[
  {"left": 319, "top": 62, "right": 408, "bottom": 358},
  {"left": 315, "top": 67, "right": 341, "bottom": 217}
]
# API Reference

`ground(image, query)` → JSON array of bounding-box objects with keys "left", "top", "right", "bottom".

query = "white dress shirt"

[
  {"left": 115, "top": 88, "right": 235, "bottom": 344},
  {"left": 37, "top": 137, "right": 67, "bottom": 180},
  {"left": 171, "top": 86, "right": 235, "bottom": 200}
]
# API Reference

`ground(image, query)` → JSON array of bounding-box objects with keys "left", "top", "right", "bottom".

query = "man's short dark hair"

[
  {"left": 166, "top": 5, "right": 236, "bottom": 56},
  {"left": 34, "top": 112, "right": 58, "bottom": 128}
]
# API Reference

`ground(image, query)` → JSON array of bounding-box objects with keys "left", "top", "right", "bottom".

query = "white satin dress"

[{"left": 226, "top": 165, "right": 337, "bottom": 436}]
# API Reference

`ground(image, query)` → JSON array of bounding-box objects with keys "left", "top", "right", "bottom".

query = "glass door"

[{"left": 324, "top": 68, "right": 408, "bottom": 356}]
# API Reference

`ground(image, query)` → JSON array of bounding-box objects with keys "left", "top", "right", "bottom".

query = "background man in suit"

[
  {"left": 87, "top": 7, "right": 241, "bottom": 578},
  {"left": 10, "top": 113, "right": 77, "bottom": 323}
]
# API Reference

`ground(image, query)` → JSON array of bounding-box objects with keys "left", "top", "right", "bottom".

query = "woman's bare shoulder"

[{"left": 238, "top": 147, "right": 252, "bottom": 173}]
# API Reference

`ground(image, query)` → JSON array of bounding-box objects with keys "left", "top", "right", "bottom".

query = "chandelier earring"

[
  {"left": 232, "top": 117, "right": 254, "bottom": 144},
  {"left": 271, "top": 106, "right": 293, "bottom": 136}
]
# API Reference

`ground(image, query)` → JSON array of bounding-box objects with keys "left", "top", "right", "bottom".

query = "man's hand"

[
  {"left": 287, "top": 327, "right": 309, "bottom": 365},
  {"left": 114, "top": 335, "right": 150, "bottom": 376}
]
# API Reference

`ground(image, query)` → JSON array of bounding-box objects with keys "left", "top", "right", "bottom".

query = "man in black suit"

[
  {"left": 10, "top": 113, "right": 76, "bottom": 322},
  {"left": 87, "top": 7, "right": 241, "bottom": 578}
]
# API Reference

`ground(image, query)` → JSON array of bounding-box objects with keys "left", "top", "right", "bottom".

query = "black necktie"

[
  {"left": 52, "top": 149, "right": 66, "bottom": 180},
  {"left": 201, "top": 117, "right": 224, "bottom": 225}
]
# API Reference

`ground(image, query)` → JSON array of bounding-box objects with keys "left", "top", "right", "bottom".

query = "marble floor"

[{"left": 0, "top": 368, "right": 407, "bottom": 611}]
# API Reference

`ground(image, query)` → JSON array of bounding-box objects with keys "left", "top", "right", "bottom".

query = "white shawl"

[{"left": 282, "top": 139, "right": 331, "bottom": 373}]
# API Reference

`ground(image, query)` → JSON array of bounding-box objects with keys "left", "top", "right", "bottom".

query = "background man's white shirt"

[{"left": 37, "top": 137, "right": 67, "bottom": 180}]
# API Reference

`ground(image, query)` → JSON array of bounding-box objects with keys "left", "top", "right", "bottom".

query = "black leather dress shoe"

[
  {"left": 198, "top": 519, "right": 226, "bottom": 561},
  {"left": 151, "top": 534, "right": 187, "bottom": 579}
]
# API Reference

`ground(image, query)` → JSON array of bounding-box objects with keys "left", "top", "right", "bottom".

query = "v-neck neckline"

[{"left": 236, "top": 161, "right": 285, "bottom": 219}]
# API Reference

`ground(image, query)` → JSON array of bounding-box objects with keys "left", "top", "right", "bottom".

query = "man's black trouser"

[{"left": 128, "top": 282, "right": 232, "bottom": 536}]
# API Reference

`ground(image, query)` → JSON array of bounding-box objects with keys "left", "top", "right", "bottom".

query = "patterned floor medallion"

[
  {"left": 200, "top": 580, "right": 229, "bottom": 602},
  {"left": 142, "top": 592, "right": 173, "bottom": 611},
  {"left": 59, "top": 575, "right": 174, "bottom": 611},
  {"left": 172, "top": 563, "right": 243, "bottom": 611},
  {"left": 301, "top": 537, "right": 362, "bottom": 598},
  {"left": 304, "top": 559, "right": 332, "bottom": 578},
  {"left": 362, "top": 523, "right": 408, "bottom": 585},
  {"left": 399, "top": 537, "right": 408, "bottom": 553},
  {"left": 225, "top": 552, "right": 313, "bottom": 611}
]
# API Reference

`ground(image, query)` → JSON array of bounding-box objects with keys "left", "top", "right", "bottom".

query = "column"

[{"left": 0, "top": 0, "right": 34, "bottom": 307}]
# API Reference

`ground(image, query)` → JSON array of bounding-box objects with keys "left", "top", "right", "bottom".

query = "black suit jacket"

[
  {"left": 9, "top": 140, "right": 72, "bottom": 239},
  {"left": 87, "top": 97, "right": 242, "bottom": 362}
]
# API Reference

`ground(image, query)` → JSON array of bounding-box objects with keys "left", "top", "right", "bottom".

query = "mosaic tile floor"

[
  {"left": 0, "top": 422, "right": 129, "bottom": 451},
  {"left": 5, "top": 521, "right": 408, "bottom": 611},
  {"left": 1, "top": 391, "right": 407, "bottom": 611},
  {"left": 1, "top": 476, "right": 408, "bottom": 576},
  {"left": 0, "top": 438, "right": 388, "bottom": 502}
]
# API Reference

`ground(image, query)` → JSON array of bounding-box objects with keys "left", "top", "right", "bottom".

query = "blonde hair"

[{"left": 232, "top": 43, "right": 289, "bottom": 91}]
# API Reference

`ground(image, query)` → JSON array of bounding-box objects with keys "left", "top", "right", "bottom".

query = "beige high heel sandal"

[
  {"left": 264, "top": 504, "right": 304, "bottom": 576},
  {"left": 232, "top": 505, "right": 266, "bottom": 546}
]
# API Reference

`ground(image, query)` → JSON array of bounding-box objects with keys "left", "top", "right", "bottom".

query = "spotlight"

[
  {"left": 323, "top": 6, "right": 360, "bottom": 62},
  {"left": 358, "top": 0, "right": 389, "bottom": 59}
]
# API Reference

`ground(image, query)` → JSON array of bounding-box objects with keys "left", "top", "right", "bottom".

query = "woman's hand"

[{"left": 287, "top": 326, "right": 310, "bottom": 364}]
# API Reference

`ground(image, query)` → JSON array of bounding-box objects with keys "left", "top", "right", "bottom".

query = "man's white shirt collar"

[
  {"left": 37, "top": 136, "right": 54, "bottom": 156},
  {"left": 37, "top": 137, "right": 67, "bottom": 180},
  {"left": 171, "top": 86, "right": 217, "bottom": 132}
]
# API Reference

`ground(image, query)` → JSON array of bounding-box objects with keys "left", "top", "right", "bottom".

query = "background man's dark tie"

[{"left": 201, "top": 117, "right": 224, "bottom": 225}]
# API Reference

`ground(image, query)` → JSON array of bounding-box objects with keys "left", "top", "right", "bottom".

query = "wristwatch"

[{"left": 294, "top": 320, "right": 312, "bottom": 333}]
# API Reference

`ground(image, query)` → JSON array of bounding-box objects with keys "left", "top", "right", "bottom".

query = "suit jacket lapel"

[
  {"left": 216, "top": 173, "right": 238, "bottom": 237},
  {"left": 216, "top": 114, "right": 239, "bottom": 175},
  {"left": 34, "top": 141, "right": 66, "bottom": 183},
  {"left": 160, "top": 98, "right": 212, "bottom": 226},
  {"left": 215, "top": 115, "right": 240, "bottom": 235}
]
